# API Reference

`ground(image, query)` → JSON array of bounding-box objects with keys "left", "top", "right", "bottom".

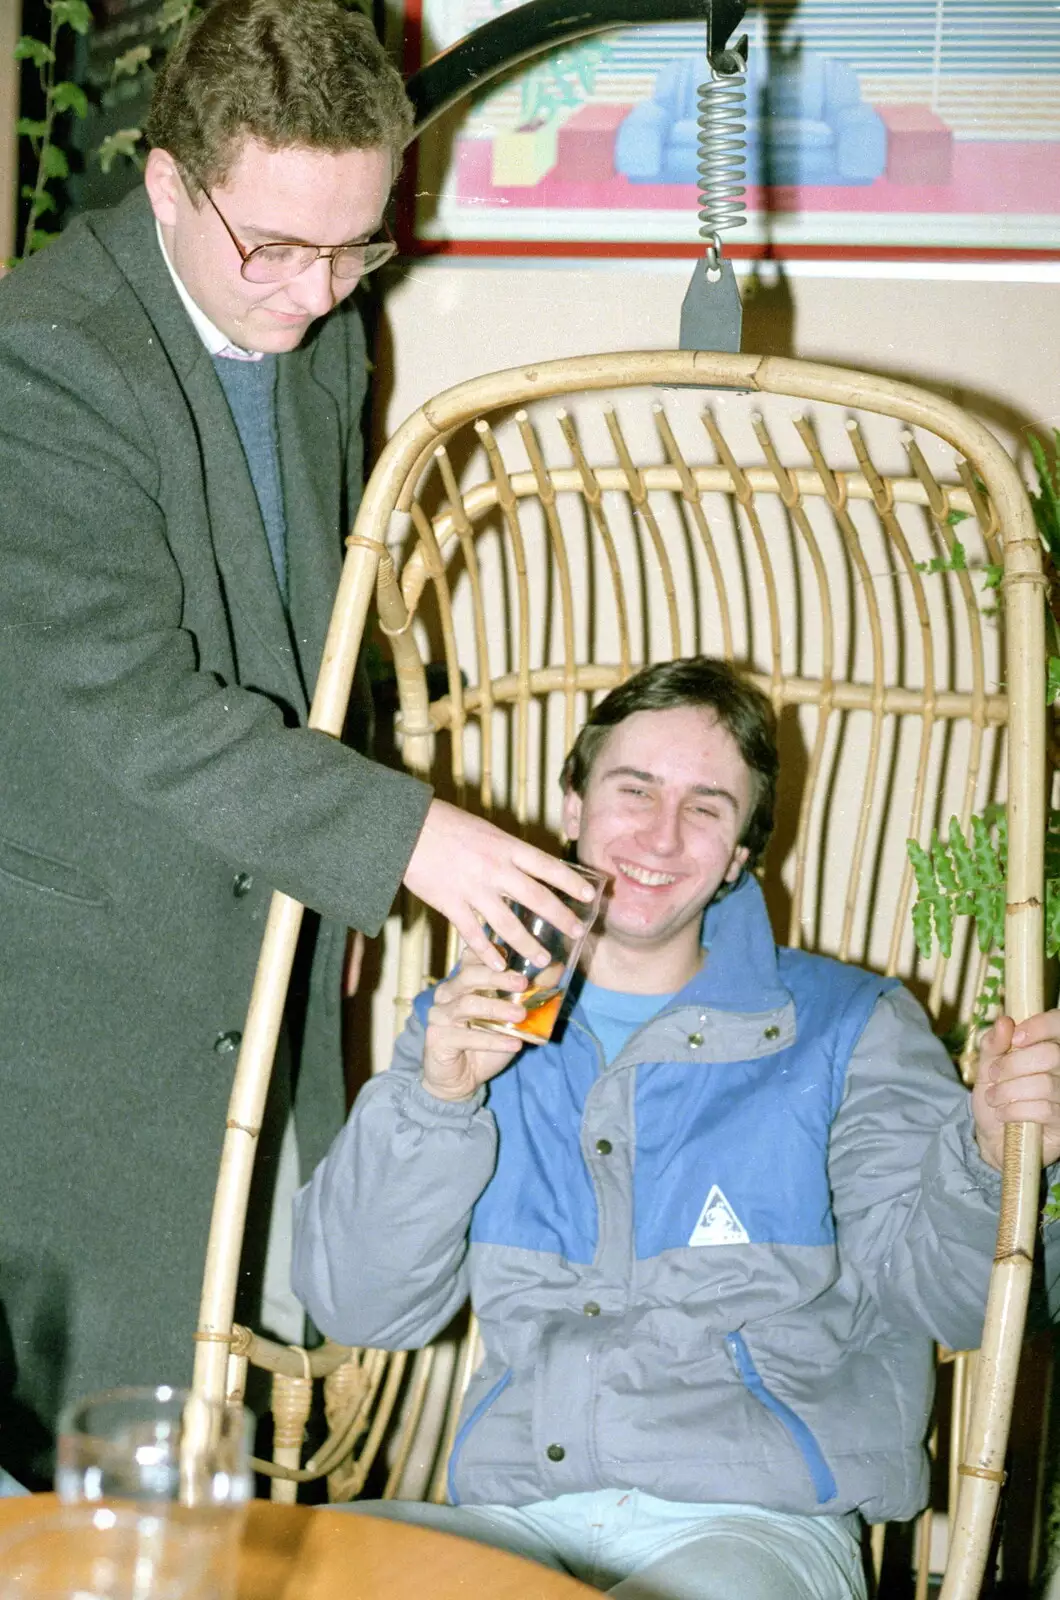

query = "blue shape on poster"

[{"left": 615, "top": 51, "right": 886, "bottom": 187}]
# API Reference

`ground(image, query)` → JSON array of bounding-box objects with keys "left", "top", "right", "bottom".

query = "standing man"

[
  {"left": 0, "top": 0, "right": 589, "bottom": 1484},
  {"left": 294, "top": 658, "right": 1060, "bottom": 1600}
]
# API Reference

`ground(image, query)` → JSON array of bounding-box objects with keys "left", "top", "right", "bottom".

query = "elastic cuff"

[{"left": 403, "top": 1073, "right": 486, "bottom": 1125}]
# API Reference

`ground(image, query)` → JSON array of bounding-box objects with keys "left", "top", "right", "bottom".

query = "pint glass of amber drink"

[{"left": 478, "top": 863, "right": 608, "bottom": 1045}]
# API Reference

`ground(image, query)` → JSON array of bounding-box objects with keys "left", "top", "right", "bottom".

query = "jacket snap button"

[
  {"left": 232, "top": 872, "right": 253, "bottom": 898},
  {"left": 213, "top": 1030, "right": 242, "bottom": 1055},
  {"left": 594, "top": 1138, "right": 612, "bottom": 1156},
  {"left": 687, "top": 1032, "right": 704, "bottom": 1047},
  {"left": 763, "top": 1024, "right": 780, "bottom": 1040},
  {"left": 546, "top": 1444, "right": 566, "bottom": 1462},
  {"left": 583, "top": 1301, "right": 601, "bottom": 1317}
]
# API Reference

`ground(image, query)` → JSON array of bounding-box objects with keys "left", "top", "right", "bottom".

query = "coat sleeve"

[
  {"left": 291, "top": 1007, "right": 499, "bottom": 1348},
  {"left": 828, "top": 985, "right": 1003, "bottom": 1352},
  {"left": 0, "top": 313, "right": 431, "bottom": 936}
]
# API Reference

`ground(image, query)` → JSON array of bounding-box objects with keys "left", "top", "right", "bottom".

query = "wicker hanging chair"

[{"left": 191, "top": 351, "right": 1047, "bottom": 1600}]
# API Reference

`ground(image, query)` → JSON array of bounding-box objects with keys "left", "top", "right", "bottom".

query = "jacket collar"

[
  {"left": 564, "top": 873, "right": 794, "bottom": 1071},
  {"left": 670, "top": 871, "right": 791, "bottom": 1015},
  {"left": 87, "top": 187, "right": 214, "bottom": 383}
]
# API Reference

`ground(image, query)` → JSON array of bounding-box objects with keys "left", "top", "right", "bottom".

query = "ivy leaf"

[
  {"left": 50, "top": 0, "right": 94, "bottom": 35},
  {"left": 14, "top": 36, "right": 55, "bottom": 66},
  {"left": 914, "top": 544, "right": 967, "bottom": 575},
  {"left": 981, "top": 564, "right": 1003, "bottom": 592},
  {"left": 1029, "top": 431, "right": 1060, "bottom": 563},
  {"left": 21, "top": 185, "right": 56, "bottom": 213},
  {"left": 102, "top": 78, "right": 148, "bottom": 109},
  {"left": 27, "top": 228, "right": 61, "bottom": 253},
  {"left": 907, "top": 838, "right": 935, "bottom": 897},
  {"left": 1048, "top": 880, "right": 1060, "bottom": 959},
  {"left": 112, "top": 44, "right": 152, "bottom": 79},
  {"left": 16, "top": 118, "right": 48, "bottom": 139},
  {"left": 1048, "top": 657, "right": 1060, "bottom": 705},
  {"left": 911, "top": 898, "right": 935, "bottom": 961},
  {"left": 51, "top": 80, "right": 89, "bottom": 118},
  {"left": 948, "top": 815, "right": 977, "bottom": 891},
  {"left": 159, "top": 0, "right": 195, "bottom": 28},
  {"left": 946, "top": 508, "right": 971, "bottom": 527},
  {"left": 40, "top": 144, "right": 69, "bottom": 180},
  {"left": 931, "top": 829, "right": 959, "bottom": 894},
  {"left": 96, "top": 127, "right": 143, "bottom": 174}
]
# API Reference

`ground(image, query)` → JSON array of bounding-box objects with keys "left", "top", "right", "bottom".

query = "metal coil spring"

[{"left": 695, "top": 69, "right": 748, "bottom": 241}]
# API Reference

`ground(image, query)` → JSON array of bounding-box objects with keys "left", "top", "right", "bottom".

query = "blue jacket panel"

[{"left": 430, "top": 876, "right": 897, "bottom": 1261}]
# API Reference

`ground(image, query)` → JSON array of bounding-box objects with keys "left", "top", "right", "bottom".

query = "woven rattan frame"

[{"left": 193, "top": 352, "right": 1045, "bottom": 1598}]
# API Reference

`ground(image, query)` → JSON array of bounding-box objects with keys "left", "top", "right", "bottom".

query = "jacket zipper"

[
  {"left": 446, "top": 1368, "right": 513, "bottom": 1506},
  {"left": 725, "top": 1331, "right": 837, "bottom": 1504}
]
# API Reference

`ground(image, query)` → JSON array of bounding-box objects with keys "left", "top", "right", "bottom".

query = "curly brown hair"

[{"left": 145, "top": 0, "right": 413, "bottom": 190}]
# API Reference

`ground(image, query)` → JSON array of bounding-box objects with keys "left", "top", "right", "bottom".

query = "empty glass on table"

[{"left": 56, "top": 1386, "right": 252, "bottom": 1600}]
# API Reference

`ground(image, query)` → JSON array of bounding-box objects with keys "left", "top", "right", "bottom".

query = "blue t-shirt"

[{"left": 577, "top": 979, "right": 676, "bottom": 1066}]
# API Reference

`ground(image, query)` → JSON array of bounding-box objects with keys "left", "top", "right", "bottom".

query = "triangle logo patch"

[{"left": 688, "top": 1183, "right": 750, "bottom": 1247}]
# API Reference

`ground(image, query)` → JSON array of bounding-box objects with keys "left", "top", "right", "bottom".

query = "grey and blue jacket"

[{"left": 293, "top": 873, "right": 1009, "bottom": 1523}]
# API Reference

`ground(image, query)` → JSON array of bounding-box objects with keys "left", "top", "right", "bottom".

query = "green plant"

[
  {"left": 908, "top": 809, "right": 1009, "bottom": 963},
  {"left": 914, "top": 533, "right": 968, "bottom": 574},
  {"left": 908, "top": 432, "right": 1060, "bottom": 963},
  {"left": 906, "top": 431, "right": 1060, "bottom": 1224},
  {"left": 10, "top": 0, "right": 199, "bottom": 265},
  {"left": 91, "top": 0, "right": 199, "bottom": 176},
  {"left": 14, "top": 0, "right": 94, "bottom": 258},
  {"left": 1030, "top": 429, "right": 1060, "bottom": 567}
]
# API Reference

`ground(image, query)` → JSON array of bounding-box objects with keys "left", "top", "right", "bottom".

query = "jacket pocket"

[
  {"left": 725, "top": 1331, "right": 837, "bottom": 1504},
  {"left": 0, "top": 834, "right": 110, "bottom": 907},
  {"left": 446, "top": 1368, "right": 513, "bottom": 1506}
]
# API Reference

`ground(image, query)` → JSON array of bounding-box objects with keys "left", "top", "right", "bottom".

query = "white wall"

[{"left": 376, "top": 259, "right": 1060, "bottom": 461}]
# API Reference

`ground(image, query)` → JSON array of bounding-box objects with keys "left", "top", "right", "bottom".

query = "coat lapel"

[
  {"left": 181, "top": 355, "right": 307, "bottom": 714},
  {"left": 277, "top": 341, "right": 344, "bottom": 703},
  {"left": 88, "top": 190, "right": 307, "bottom": 716}
]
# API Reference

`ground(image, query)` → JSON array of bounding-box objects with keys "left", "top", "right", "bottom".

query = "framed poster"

[{"left": 402, "top": 0, "right": 1060, "bottom": 260}]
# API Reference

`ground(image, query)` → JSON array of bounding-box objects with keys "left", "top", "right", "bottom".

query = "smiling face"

[
  {"left": 145, "top": 138, "right": 394, "bottom": 353},
  {"left": 561, "top": 706, "right": 753, "bottom": 993}
]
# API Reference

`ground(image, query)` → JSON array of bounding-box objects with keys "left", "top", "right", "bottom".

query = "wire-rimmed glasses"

[{"left": 198, "top": 184, "right": 396, "bottom": 283}]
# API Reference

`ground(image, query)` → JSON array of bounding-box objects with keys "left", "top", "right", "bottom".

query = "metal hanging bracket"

[
  {"left": 680, "top": 20, "right": 749, "bottom": 355},
  {"left": 680, "top": 235, "right": 743, "bottom": 354}
]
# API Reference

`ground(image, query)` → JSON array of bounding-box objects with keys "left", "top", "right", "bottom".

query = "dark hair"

[
  {"left": 560, "top": 658, "right": 778, "bottom": 872},
  {"left": 146, "top": 0, "right": 414, "bottom": 189}
]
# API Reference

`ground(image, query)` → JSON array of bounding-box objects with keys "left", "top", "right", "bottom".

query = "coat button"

[
  {"left": 687, "top": 1032, "right": 704, "bottom": 1047},
  {"left": 213, "top": 1030, "right": 242, "bottom": 1055},
  {"left": 594, "top": 1138, "right": 612, "bottom": 1155},
  {"left": 763, "top": 1024, "right": 780, "bottom": 1040},
  {"left": 546, "top": 1444, "right": 566, "bottom": 1462},
  {"left": 232, "top": 872, "right": 253, "bottom": 898},
  {"left": 583, "top": 1301, "right": 601, "bottom": 1317}
]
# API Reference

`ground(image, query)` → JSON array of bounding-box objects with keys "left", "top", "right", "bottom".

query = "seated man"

[{"left": 292, "top": 658, "right": 1060, "bottom": 1600}]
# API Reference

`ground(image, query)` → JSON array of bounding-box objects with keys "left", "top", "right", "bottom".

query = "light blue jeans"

[
  {"left": 0, "top": 1468, "right": 28, "bottom": 1497},
  {"left": 335, "top": 1490, "right": 868, "bottom": 1600}
]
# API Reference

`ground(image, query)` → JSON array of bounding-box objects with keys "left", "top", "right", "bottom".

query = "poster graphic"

[{"left": 408, "top": 0, "right": 1060, "bottom": 257}]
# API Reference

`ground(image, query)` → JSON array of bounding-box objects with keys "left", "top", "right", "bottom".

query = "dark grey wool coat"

[{"left": 0, "top": 188, "right": 431, "bottom": 1481}]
